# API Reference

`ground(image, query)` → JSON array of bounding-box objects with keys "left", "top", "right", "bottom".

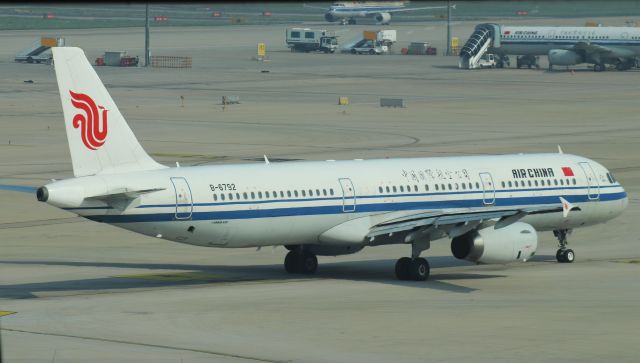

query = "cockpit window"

[{"left": 607, "top": 172, "right": 617, "bottom": 183}]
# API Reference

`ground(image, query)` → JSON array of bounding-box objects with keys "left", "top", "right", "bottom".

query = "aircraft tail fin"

[{"left": 52, "top": 47, "right": 165, "bottom": 177}]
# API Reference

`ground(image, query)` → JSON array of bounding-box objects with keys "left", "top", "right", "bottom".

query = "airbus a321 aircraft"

[
  {"left": 38, "top": 47, "right": 627, "bottom": 281},
  {"left": 305, "top": 1, "right": 447, "bottom": 25}
]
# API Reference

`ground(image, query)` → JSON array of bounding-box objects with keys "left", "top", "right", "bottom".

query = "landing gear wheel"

[
  {"left": 409, "top": 258, "right": 430, "bottom": 281},
  {"left": 284, "top": 250, "right": 318, "bottom": 274},
  {"left": 594, "top": 63, "right": 605, "bottom": 72},
  {"left": 556, "top": 248, "right": 565, "bottom": 262},
  {"left": 284, "top": 251, "right": 300, "bottom": 273},
  {"left": 348, "top": 18, "right": 356, "bottom": 25},
  {"left": 563, "top": 249, "right": 575, "bottom": 263},
  {"left": 553, "top": 229, "right": 574, "bottom": 263},
  {"left": 395, "top": 257, "right": 411, "bottom": 280},
  {"left": 351, "top": 48, "right": 357, "bottom": 54},
  {"left": 299, "top": 252, "right": 318, "bottom": 274}
]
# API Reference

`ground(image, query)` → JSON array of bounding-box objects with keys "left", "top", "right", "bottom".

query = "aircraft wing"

[
  {"left": 382, "top": 5, "right": 448, "bottom": 13},
  {"left": 303, "top": 3, "right": 330, "bottom": 11},
  {"left": 366, "top": 204, "right": 563, "bottom": 239},
  {"left": 319, "top": 198, "right": 575, "bottom": 245},
  {"left": 572, "top": 41, "right": 637, "bottom": 58},
  {"left": 572, "top": 42, "right": 615, "bottom": 56}
]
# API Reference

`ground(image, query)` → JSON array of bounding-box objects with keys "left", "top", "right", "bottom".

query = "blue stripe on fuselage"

[{"left": 84, "top": 191, "right": 627, "bottom": 223}]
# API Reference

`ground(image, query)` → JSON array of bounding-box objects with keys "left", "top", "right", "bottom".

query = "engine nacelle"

[
  {"left": 548, "top": 49, "right": 583, "bottom": 66},
  {"left": 374, "top": 12, "right": 391, "bottom": 24},
  {"left": 451, "top": 222, "right": 537, "bottom": 264},
  {"left": 305, "top": 244, "right": 364, "bottom": 256},
  {"left": 324, "top": 12, "right": 337, "bottom": 22}
]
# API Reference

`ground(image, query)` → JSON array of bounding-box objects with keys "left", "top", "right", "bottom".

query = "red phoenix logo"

[{"left": 69, "top": 90, "right": 108, "bottom": 150}]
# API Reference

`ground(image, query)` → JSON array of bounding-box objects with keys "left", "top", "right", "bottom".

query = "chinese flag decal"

[{"left": 561, "top": 167, "right": 574, "bottom": 176}]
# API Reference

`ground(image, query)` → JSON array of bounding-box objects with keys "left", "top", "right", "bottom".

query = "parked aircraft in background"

[
  {"left": 38, "top": 47, "right": 627, "bottom": 282},
  {"left": 460, "top": 23, "right": 640, "bottom": 71},
  {"left": 304, "top": 1, "right": 448, "bottom": 25}
]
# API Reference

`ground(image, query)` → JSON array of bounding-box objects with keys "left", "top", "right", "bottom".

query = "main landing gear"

[
  {"left": 554, "top": 229, "right": 575, "bottom": 263},
  {"left": 284, "top": 246, "right": 318, "bottom": 274},
  {"left": 395, "top": 237, "right": 431, "bottom": 281}
]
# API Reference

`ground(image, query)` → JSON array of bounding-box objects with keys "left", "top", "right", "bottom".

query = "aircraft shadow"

[{"left": 0, "top": 255, "right": 557, "bottom": 299}]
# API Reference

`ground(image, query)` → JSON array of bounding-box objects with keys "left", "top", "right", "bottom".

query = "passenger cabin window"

[
  {"left": 400, "top": 186, "right": 404, "bottom": 192},
  {"left": 301, "top": 190, "right": 306, "bottom": 197},
  {"left": 287, "top": 191, "right": 292, "bottom": 197},
  {"left": 294, "top": 191, "right": 298, "bottom": 197},
  {"left": 425, "top": 184, "right": 429, "bottom": 191},
  {"left": 213, "top": 194, "right": 218, "bottom": 201},
  {"left": 435, "top": 184, "right": 439, "bottom": 191},
  {"left": 228, "top": 193, "right": 233, "bottom": 200},
  {"left": 221, "top": 194, "right": 226, "bottom": 201},
  {"left": 386, "top": 186, "right": 390, "bottom": 193},
  {"left": 323, "top": 189, "right": 328, "bottom": 196},
  {"left": 258, "top": 192, "right": 263, "bottom": 199},
  {"left": 330, "top": 189, "right": 334, "bottom": 196},
  {"left": 392, "top": 186, "right": 397, "bottom": 193},
  {"left": 379, "top": 186, "right": 383, "bottom": 193}
]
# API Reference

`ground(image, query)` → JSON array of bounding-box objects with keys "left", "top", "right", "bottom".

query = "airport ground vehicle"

[
  {"left": 343, "top": 30, "right": 395, "bottom": 54},
  {"left": 286, "top": 28, "right": 338, "bottom": 53},
  {"left": 15, "top": 37, "right": 64, "bottom": 64},
  {"left": 350, "top": 40, "right": 389, "bottom": 55},
  {"left": 477, "top": 53, "right": 497, "bottom": 68}
]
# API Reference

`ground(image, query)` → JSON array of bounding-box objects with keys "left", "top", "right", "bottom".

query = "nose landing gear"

[{"left": 554, "top": 229, "right": 575, "bottom": 263}]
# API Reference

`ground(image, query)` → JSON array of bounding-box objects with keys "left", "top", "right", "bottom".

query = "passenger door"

[
  {"left": 338, "top": 178, "right": 356, "bottom": 212},
  {"left": 479, "top": 172, "right": 496, "bottom": 205},
  {"left": 578, "top": 162, "right": 600, "bottom": 200},
  {"left": 170, "top": 177, "right": 193, "bottom": 220}
]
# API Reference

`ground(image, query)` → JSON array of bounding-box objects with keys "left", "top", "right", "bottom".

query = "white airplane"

[
  {"left": 38, "top": 47, "right": 627, "bottom": 281},
  {"left": 304, "top": 1, "right": 448, "bottom": 25},
  {"left": 460, "top": 23, "right": 640, "bottom": 71}
]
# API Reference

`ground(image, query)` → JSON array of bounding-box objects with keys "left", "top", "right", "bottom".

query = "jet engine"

[
  {"left": 451, "top": 222, "right": 537, "bottom": 264},
  {"left": 374, "top": 12, "right": 391, "bottom": 24},
  {"left": 324, "top": 12, "right": 337, "bottom": 22},
  {"left": 548, "top": 49, "right": 583, "bottom": 66}
]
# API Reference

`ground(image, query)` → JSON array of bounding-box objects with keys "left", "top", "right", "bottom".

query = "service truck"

[{"left": 286, "top": 28, "right": 338, "bottom": 53}]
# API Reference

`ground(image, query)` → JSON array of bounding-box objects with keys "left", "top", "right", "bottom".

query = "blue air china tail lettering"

[{"left": 39, "top": 47, "right": 627, "bottom": 281}]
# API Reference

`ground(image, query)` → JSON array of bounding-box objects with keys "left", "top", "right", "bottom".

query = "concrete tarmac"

[{"left": 1, "top": 17, "right": 639, "bottom": 363}]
